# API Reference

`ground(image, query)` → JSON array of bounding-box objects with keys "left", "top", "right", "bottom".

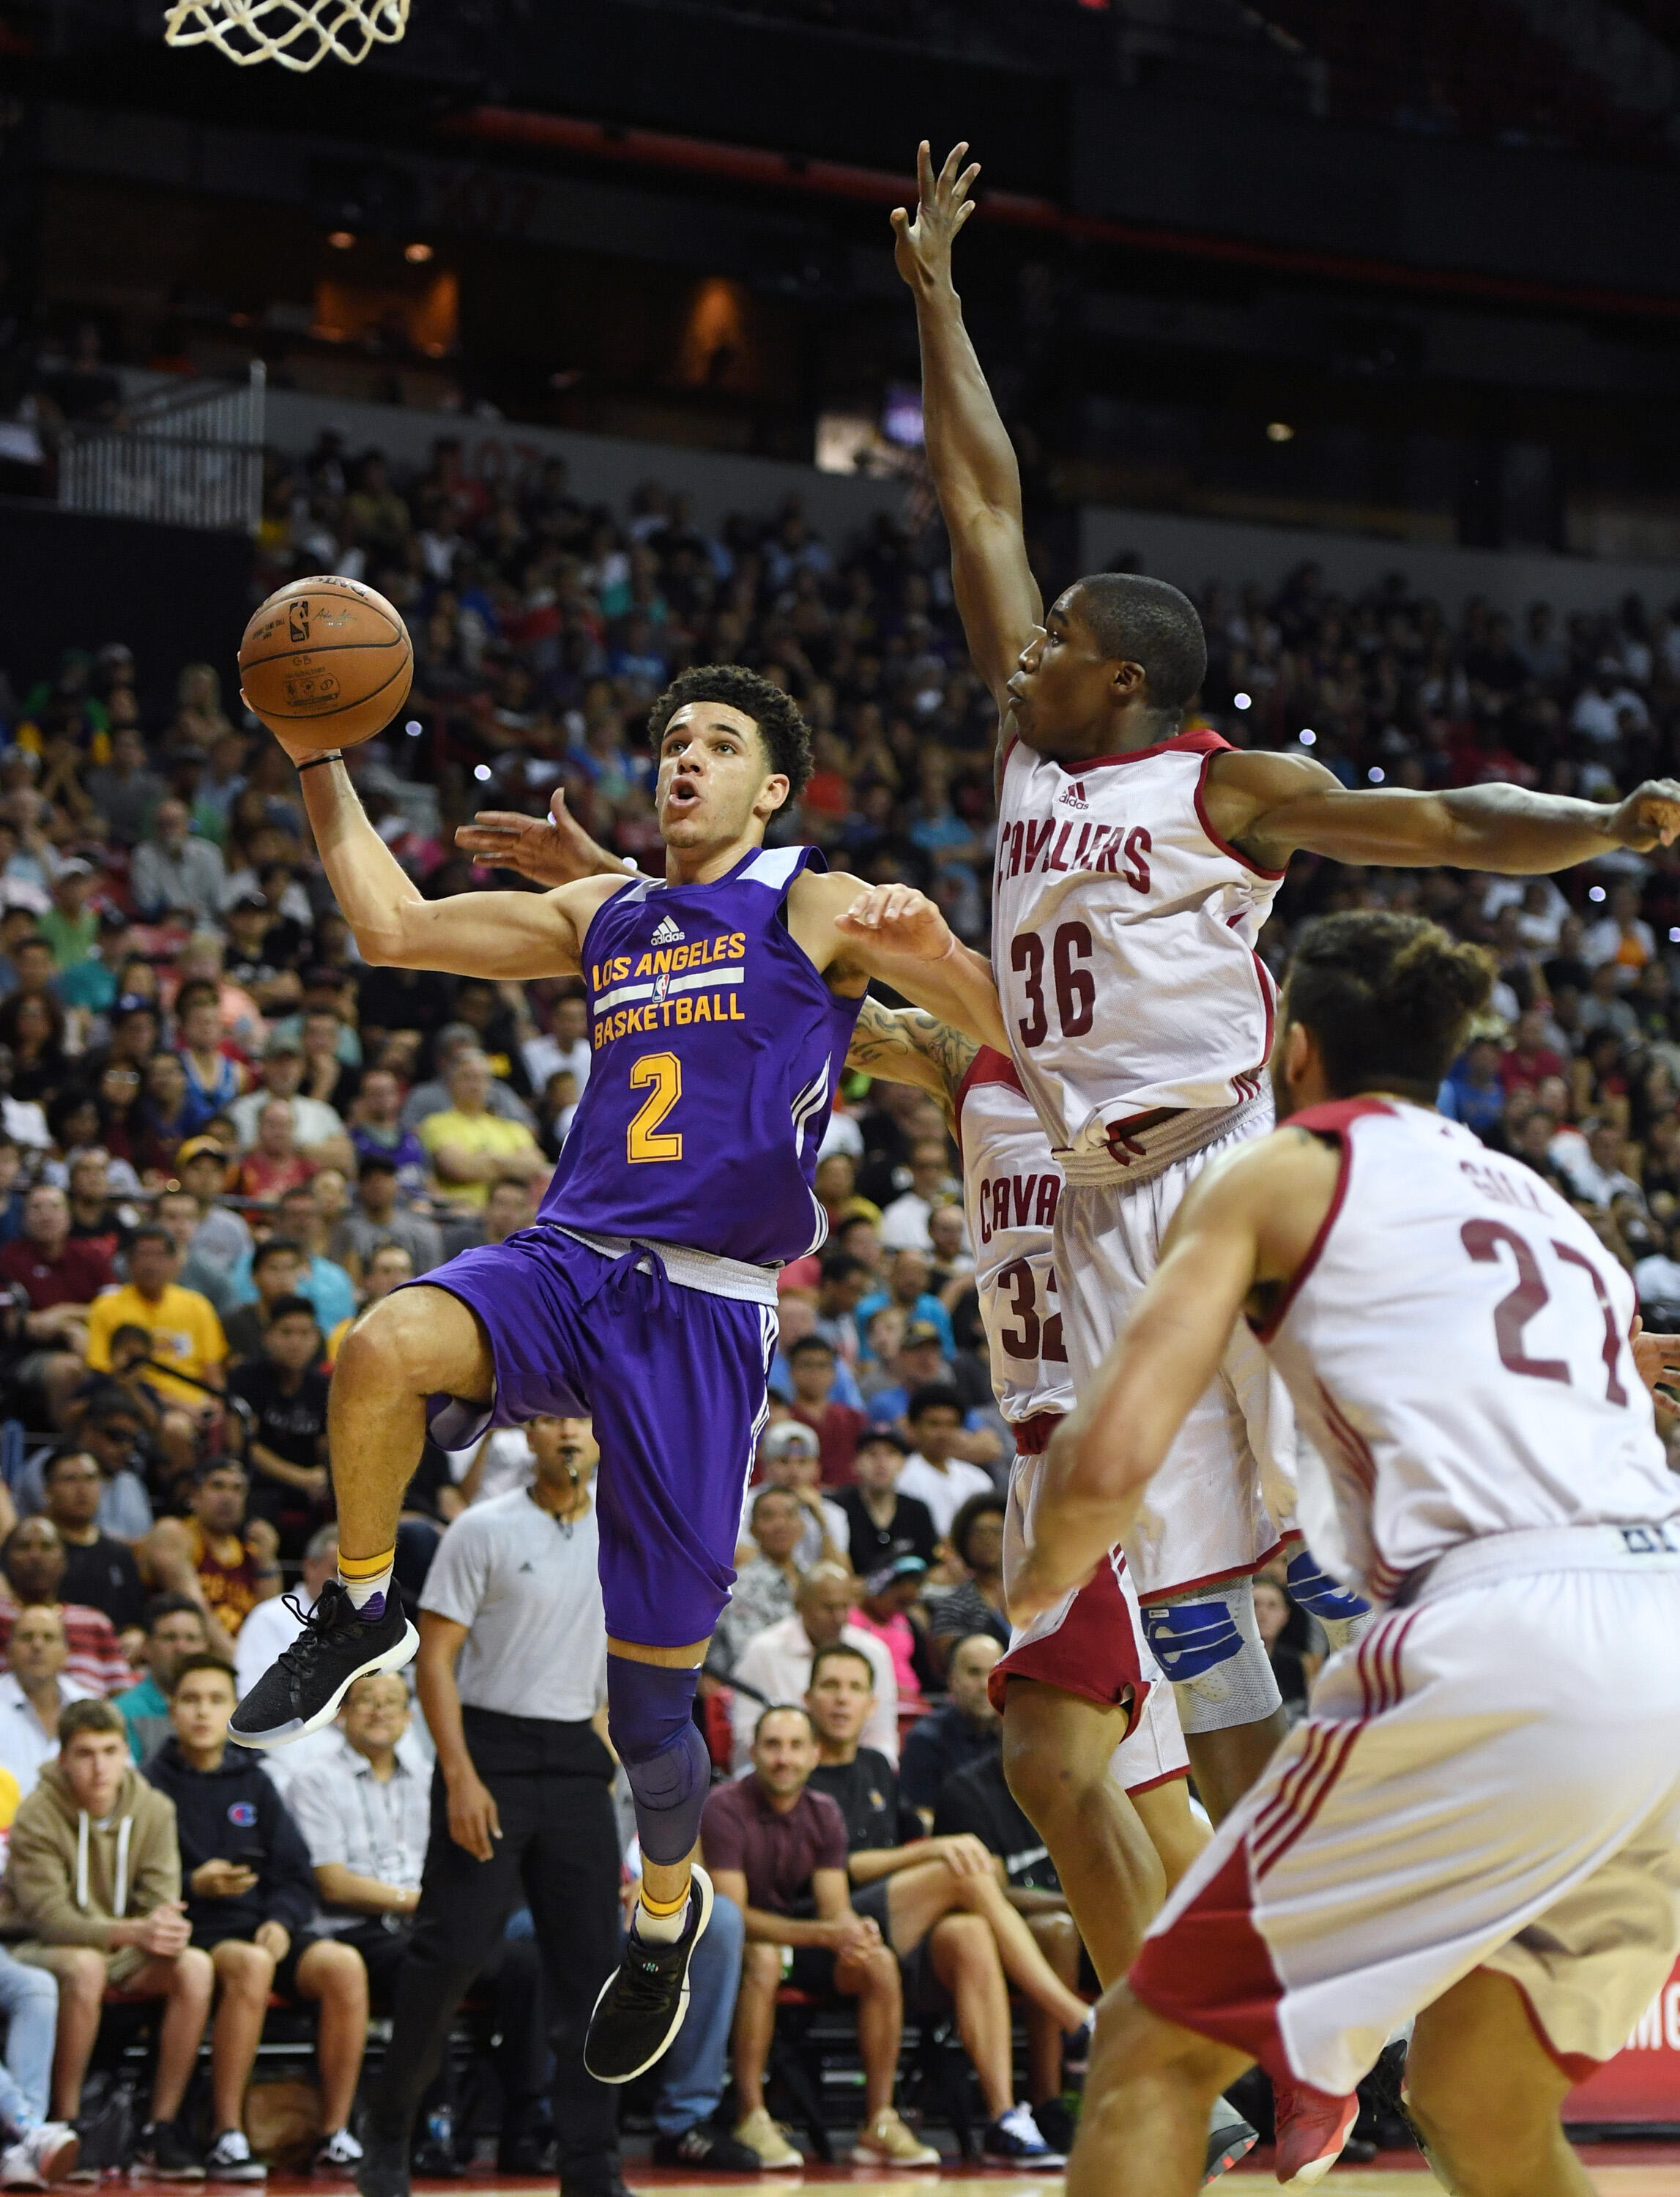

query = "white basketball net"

[{"left": 163, "top": 0, "right": 407, "bottom": 70}]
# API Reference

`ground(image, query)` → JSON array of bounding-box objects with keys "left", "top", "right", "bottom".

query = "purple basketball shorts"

[{"left": 408, "top": 1224, "right": 776, "bottom": 1648}]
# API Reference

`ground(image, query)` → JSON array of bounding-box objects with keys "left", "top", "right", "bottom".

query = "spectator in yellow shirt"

[
  {"left": 84, "top": 1227, "right": 228, "bottom": 1410},
  {"left": 417, "top": 1051, "right": 549, "bottom": 1212}
]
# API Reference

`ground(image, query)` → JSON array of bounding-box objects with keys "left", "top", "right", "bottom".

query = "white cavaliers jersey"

[
  {"left": 992, "top": 729, "right": 1282, "bottom": 1167},
  {"left": 956, "top": 1048, "right": 1074, "bottom": 1427},
  {"left": 1263, "top": 1098, "right": 1680, "bottom": 1605}
]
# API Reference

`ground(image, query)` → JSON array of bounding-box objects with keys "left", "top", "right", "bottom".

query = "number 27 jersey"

[
  {"left": 956, "top": 1048, "right": 1074, "bottom": 1425},
  {"left": 1260, "top": 1098, "right": 1680, "bottom": 1604}
]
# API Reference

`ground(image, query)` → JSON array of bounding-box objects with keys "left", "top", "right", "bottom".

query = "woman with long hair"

[{"left": 0, "top": 990, "right": 68, "bottom": 1106}]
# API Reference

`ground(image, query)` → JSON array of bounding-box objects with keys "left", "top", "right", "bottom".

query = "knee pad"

[
  {"left": 1285, "top": 1547, "right": 1370, "bottom": 1624},
  {"left": 606, "top": 1657, "right": 710, "bottom": 1867},
  {"left": 1148, "top": 1580, "right": 1282, "bottom": 1736}
]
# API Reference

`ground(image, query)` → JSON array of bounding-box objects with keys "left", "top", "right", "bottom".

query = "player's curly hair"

[
  {"left": 647, "top": 666, "right": 814, "bottom": 802},
  {"left": 1285, "top": 911, "right": 1494, "bottom": 1101}
]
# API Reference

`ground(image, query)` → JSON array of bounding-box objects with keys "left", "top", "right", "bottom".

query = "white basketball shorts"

[
  {"left": 1129, "top": 1527, "right": 1680, "bottom": 2098},
  {"left": 1055, "top": 1109, "right": 1298, "bottom": 1603}
]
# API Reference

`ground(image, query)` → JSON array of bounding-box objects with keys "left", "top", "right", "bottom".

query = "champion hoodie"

[
  {"left": 144, "top": 1739, "right": 316, "bottom": 1942},
  {"left": 2, "top": 1757, "right": 180, "bottom": 1947}
]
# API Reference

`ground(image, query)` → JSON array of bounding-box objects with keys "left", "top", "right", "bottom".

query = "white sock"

[{"left": 633, "top": 1886, "right": 690, "bottom": 1942}]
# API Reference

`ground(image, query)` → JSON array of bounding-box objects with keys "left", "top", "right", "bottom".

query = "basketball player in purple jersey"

[{"left": 229, "top": 665, "right": 1010, "bottom": 2099}]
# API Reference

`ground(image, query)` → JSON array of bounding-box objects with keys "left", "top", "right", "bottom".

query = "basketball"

[{"left": 238, "top": 575, "right": 413, "bottom": 751}]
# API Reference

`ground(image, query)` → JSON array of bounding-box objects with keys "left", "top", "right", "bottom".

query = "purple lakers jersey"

[{"left": 540, "top": 844, "right": 861, "bottom": 1266}]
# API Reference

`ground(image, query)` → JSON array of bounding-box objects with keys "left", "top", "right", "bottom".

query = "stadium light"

[
  {"left": 327, "top": 231, "right": 355, "bottom": 249},
  {"left": 405, "top": 242, "right": 434, "bottom": 263},
  {"left": 1367, "top": 767, "right": 1385, "bottom": 784},
  {"left": 1298, "top": 729, "right": 1317, "bottom": 747},
  {"left": 474, "top": 764, "right": 492, "bottom": 782},
  {"left": 1266, "top": 421, "right": 1295, "bottom": 442},
  {"left": 1588, "top": 885, "right": 1607, "bottom": 902},
  {"left": 1233, "top": 691, "right": 1252, "bottom": 710}
]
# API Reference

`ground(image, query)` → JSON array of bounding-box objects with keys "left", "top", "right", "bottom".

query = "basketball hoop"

[{"left": 162, "top": 0, "right": 408, "bottom": 70}]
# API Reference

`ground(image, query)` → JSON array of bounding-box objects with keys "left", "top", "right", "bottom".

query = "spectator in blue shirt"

[
  {"left": 856, "top": 1247, "right": 954, "bottom": 1361},
  {"left": 1440, "top": 1035, "right": 1506, "bottom": 1142}
]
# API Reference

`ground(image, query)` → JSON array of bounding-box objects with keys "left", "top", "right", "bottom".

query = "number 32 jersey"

[
  {"left": 993, "top": 729, "right": 1283, "bottom": 1164},
  {"left": 1260, "top": 1098, "right": 1680, "bottom": 1605},
  {"left": 540, "top": 844, "right": 861, "bottom": 1268},
  {"left": 956, "top": 1048, "right": 1075, "bottom": 1425}
]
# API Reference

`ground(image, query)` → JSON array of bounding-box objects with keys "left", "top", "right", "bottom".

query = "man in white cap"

[{"left": 737, "top": 1421, "right": 847, "bottom": 1572}]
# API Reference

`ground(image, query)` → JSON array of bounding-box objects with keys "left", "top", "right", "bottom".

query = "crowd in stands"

[{"left": 0, "top": 438, "right": 1675, "bottom": 2166}]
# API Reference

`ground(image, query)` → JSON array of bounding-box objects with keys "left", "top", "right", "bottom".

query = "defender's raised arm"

[{"left": 894, "top": 141, "right": 1042, "bottom": 713}]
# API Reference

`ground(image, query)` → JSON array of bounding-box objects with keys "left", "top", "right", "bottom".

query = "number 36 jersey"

[
  {"left": 992, "top": 729, "right": 1283, "bottom": 1167},
  {"left": 956, "top": 1048, "right": 1075, "bottom": 1425},
  {"left": 540, "top": 844, "right": 861, "bottom": 1268},
  {"left": 1260, "top": 1098, "right": 1680, "bottom": 1605}
]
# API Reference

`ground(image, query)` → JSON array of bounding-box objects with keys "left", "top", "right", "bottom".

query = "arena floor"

[{"left": 248, "top": 2150, "right": 1680, "bottom": 2193}]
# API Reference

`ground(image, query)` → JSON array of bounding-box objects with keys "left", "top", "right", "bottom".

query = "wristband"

[{"left": 297, "top": 750, "right": 345, "bottom": 774}]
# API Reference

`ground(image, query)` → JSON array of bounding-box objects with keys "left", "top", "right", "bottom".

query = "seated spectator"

[
  {"left": 1501, "top": 1004, "right": 1567, "bottom": 1093},
  {"left": 228, "top": 1034, "right": 352, "bottom": 1173},
  {"left": 51, "top": 1389, "right": 158, "bottom": 1539},
  {"left": 1253, "top": 1572, "right": 1312, "bottom": 1722},
  {"left": 346, "top": 1069, "right": 429, "bottom": 1199},
  {"left": 226, "top": 1296, "right": 330, "bottom": 1557},
  {"left": 7, "top": 1698, "right": 214, "bottom": 2168},
  {"left": 83, "top": 1225, "right": 227, "bottom": 1414},
  {"left": 0, "top": 1520, "right": 131, "bottom": 1696},
  {"left": 927, "top": 1492, "right": 1010, "bottom": 1653},
  {"left": 329, "top": 1155, "right": 442, "bottom": 1280},
  {"left": 728, "top": 1564, "right": 896, "bottom": 1769},
  {"left": 235, "top": 1099, "right": 315, "bottom": 1205},
  {"left": 835, "top": 1428, "right": 938, "bottom": 1575},
  {"left": 899, "top": 1634, "right": 1003, "bottom": 1826},
  {"left": 713, "top": 1487, "right": 804, "bottom": 1677},
  {"left": 1556, "top": 1118, "right": 1645, "bottom": 1211},
  {"left": 142, "top": 1459, "right": 278, "bottom": 1653},
  {"left": 280, "top": 1672, "right": 425, "bottom": 1983},
  {"left": 399, "top": 1025, "right": 533, "bottom": 1137},
  {"left": 1635, "top": 1219, "right": 1680, "bottom": 1328},
  {"left": 228, "top": 1187, "right": 356, "bottom": 1337},
  {"left": 811, "top": 1250, "right": 871, "bottom": 1366},
  {"left": 1439, "top": 1036, "right": 1504, "bottom": 1140},
  {"left": 847, "top": 1555, "right": 937, "bottom": 1705},
  {"left": 220, "top": 1236, "right": 308, "bottom": 1364},
  {"left": 0, "top": 1185, "right": 113, "bottom": 1423},
  {"left": 417, "top": 1049, "right": 548, "bottom": 1211},
  {"left": 146, "top": 1656, "right": 368, "bottom": 2179},
  {"left": 130, "top": 798, "right": 224, "bottom": 923},
  {"left": 0, "top": 1608, "right": 91, "bottom": 1801},
  {"left": 152, "top": 1186, "right": 239, "bottom": 1318},
  {"left": 736, "top": 1422, "right": 847, "bottom": 1570},
  {"left": 170, "top": 1138, "right": 253, "bottom": 1277},
  {"left": 438, "top": 1175, "right": 536, "bottom": 1263},
  {"left": 702, "top": 1703, "right": 940, "bottom": 2171},
  {"left": 520, "top": 992, "right": 590, "bottom": 1098},
  {"left": 114, "top": 1595, "right": 208, "bottom": 1764},
  {"left": 893, "top": 1386, "right": 1000, "bottom": 1540},
  {"left": 782, "top": 1337, "right": 867, "bottom": 1484},
  {"left": 38, "top": 1451, "right": 145, "bottom": 1643},
  {"left": 804, "top": 1643, "right": 1085, "bottom": 2163},
  {"left": 927, "top": 1203, "right": 974, "bottom": 1293},
  {"left": 174, "top": 984, "right": 246, "bottom": 1135},
  {"left": 858, "top": 1249, "right": 955, "bottom": 1359},
  {"left": 325, "top": 1241, "right": 411, "bottom": 1364},
  {"left": 863, "top": 1317, "right": 943, "bottom": 1416},
  {"left": 878, "top": 1137, "right": 962, "bottom": 1255}
]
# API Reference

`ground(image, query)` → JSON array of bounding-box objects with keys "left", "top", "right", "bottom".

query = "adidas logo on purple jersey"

[{"left": 651, "top": 915, "right": 685, "bottom": 945}]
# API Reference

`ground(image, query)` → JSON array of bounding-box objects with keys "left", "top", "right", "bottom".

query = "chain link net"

[{"left": 162, "top": 0, "right": 408, "bottom": 70}]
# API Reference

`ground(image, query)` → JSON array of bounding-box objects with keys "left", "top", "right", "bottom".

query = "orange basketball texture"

[{"left": 239, "top": 576, "right": 413, "bottom": 749}]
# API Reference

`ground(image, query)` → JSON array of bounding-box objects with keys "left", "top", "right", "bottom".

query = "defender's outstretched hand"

[
  {"left": 892, "top": 139, "right": 981, "bottom": 291},
  {"left": 1608, "top": 779, "right": 1680, "bottom": 852},
  {"left": 1630, "top": 1317, "right": 1680, "bottom": 1408},
  {"left": 836, "top": 882, "right": 957, "bottom": 962},
  {"left": 455, "top": 788, "right": 626, "bottom": 887}
]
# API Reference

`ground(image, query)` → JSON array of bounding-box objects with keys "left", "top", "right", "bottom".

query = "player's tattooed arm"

[
  {"left": 845, "top": 997, "right": 978, "bottom": 1120},
  {"left": 893, "top": 140, "right": 1043, "bottom": 716},
  {"left": 1205, "top": 746, "right": 1680, "bottom": 877}
]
